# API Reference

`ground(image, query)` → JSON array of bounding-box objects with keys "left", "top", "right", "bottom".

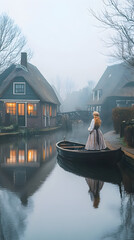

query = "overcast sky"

[{"left": 0, "top": 0, "right": 110, "bottom": 98}]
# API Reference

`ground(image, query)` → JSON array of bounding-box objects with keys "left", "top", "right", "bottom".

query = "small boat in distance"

[{"left": 56, "top": 140, "right": 123, "bottom": 166}]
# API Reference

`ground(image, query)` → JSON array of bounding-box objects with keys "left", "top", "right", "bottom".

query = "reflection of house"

[
  {"left": 88, "top": 63, "right": 134, "bottom": 124},
  {"left": 0, "top": 156, "right": 56, "bottom": 205},
  {"left": 0, "top": 52, "right": 60, "bottom": 128},
  {"left": 0, "top": 135, "right": 56, "bottom": 168},
  {"left": 0, "top": 134, "right": 56, "bottom": 203}
]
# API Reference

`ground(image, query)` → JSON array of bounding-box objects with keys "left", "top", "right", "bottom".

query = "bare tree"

[
  {"left": 0, "top": 13, "right": 32, "bottom": 72},
  {"left": 90, "top": 0, "right": 134, "bottom": 66}
]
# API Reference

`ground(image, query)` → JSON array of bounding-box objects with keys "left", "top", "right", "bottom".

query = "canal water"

[{"left": 0, "top": 123, "right": 134, "bottom": 240}]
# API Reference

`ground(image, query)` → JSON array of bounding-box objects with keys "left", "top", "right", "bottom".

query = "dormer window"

[
  {"left": 97, "top": 89, "right": 102, "bottom": 100},
  {"left": 13, "top": 82, "right": 26, "bottom": 95}
]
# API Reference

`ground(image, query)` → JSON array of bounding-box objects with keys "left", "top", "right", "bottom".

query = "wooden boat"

[{"left": 56, "top": 140, "right": 123, "bottom": 165}]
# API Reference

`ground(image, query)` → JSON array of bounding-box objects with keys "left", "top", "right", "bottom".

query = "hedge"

[
  {"left": 112, "top": 107, "right": 134, "bottom": 133},
  {"left": 124, "top": 125, "right": 134, "bottom": 147}
]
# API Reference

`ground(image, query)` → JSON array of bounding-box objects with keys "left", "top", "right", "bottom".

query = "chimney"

[{"left": 21, "top": 52, "right": 27, "bottom": 68}]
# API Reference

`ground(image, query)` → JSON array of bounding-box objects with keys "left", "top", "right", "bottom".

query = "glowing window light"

[
  {"left": 43, "top": 148, "right": 46, "bottom": 161},
  {"left": 18, "top": 104, "right": 24, "bottom": 116},
  {"left": 27, "top": 104, "right": 37, "bottom": 116},
  {"left": 43, "top": 105, "right": 46, "bottom": 116},
  {"left": 49, "top": 105, "right": 52, "bottom": 116},
  {"left": 7, "top": 150, "right": 16, "bottom": 163},
  {"left": 28, "top": 149, "right": 37, "bottom": 162},
  {"left": 6, "top": 103, "right": 16, "bottom": 115},
  {"left": 18, "top": 150, "right": 25, "bottom": 163}
]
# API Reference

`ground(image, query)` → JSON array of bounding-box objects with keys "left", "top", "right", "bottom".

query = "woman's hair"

[
  {"left": 93, "top": 111, "right": 99, "bottom": 117},
  {"left": 93, "top": 196, "right": 100, "bottom": 208},
  {"left": 94, "top": 113, "right": 101, "bottom": 127}
]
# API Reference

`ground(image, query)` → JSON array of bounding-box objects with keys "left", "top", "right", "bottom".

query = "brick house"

[
  {"left": 0, "top": 53, "right": 60, "bottom": 128},
  {"left": 88, "top": 62, "right": 134, "bottom": 125}
]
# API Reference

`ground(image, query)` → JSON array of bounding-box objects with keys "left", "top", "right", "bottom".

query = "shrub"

[
  {"left": 112, "top": 107, "right": 134, "bottom": 133},
  {"left": 0, "top": 124, "right": 18, "bottom": 132},
  {"left": 124, "top": 125, "right": 134, "bottom": 147}
]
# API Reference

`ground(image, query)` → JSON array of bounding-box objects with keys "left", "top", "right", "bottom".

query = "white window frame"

[{"left": 13, "top": 82, "right": 26, "bottom": 95}]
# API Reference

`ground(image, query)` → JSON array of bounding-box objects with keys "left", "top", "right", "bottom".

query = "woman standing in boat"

[{"left": 85, "top": 111, "right": 106, "bottom": 150}]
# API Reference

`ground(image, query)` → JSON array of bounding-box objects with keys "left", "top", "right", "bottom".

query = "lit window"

[
  {"left": 18, "top": 150, "right": 25, "bottom": 163},
  {"left": 28, "top": 149, "right": 37, "bottom": 162},
  {"left": 6, "top": 103, "right": 16, "bottom": 115},
  {"left": 49, "top": 105, "right": 52, "bottom": 116},
  {"left": 43, "top": 148, "right": 46, "bottom": 161},
  {"left": 7, "top": 150, "right": 16, "bottom": 163},
  {"left": 43, "top": 105, "right": 46, "bottom": 116},
  {"left": 18, "top": 103, "right": 25, "bottom": 115},
  {"left": 13, "top": 82, "right": 25, "bottom": 94},
  {"left": 27, "top": 103, "right": 37, "bottom": 116}
]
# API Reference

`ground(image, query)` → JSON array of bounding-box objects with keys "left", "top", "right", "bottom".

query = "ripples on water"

[{"left": 0, "top": 123, "right": 133, "bottom": 240}]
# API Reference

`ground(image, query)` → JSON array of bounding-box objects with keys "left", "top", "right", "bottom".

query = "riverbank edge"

[
  {"left": 104, "top": 131, "right": 134, "bottom": 168},
  {"left": 0, "top": 125, "right": 62, "bottom": 138}
]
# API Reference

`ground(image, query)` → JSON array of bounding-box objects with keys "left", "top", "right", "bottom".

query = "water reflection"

[
  {"left": 106, "top": 161, "right": 134, "bottom": 240},
  {"left": 86, "top": 178, "right": 104, "bottom": 208},
  {"left": 0, "top": 135, "right": 56, "bottom": 166},
  {"left": 57, "top": 155, "right": 122, "bottom": 186},
  {"left": 0, "top": 189, "right": 28, "bottom": 240},
  {"left": 57, "top": 153, "right": 134, "bottom": 239},
  {"left": 0, "top": 133, "right": 58, "bottom": 240},
  {"left": 0, "top": 123, "right": 134, "bottom": 240}
]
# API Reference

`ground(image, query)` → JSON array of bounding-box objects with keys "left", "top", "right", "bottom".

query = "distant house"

[
  {"left": 88, "top": 62, "right": 134, "bottom": 124},
  {"left": 0, "top": 52, "right": 60, "bottom": 128}
]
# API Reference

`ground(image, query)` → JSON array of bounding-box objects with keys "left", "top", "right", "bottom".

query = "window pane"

[
  {"left": 49, "top": 105, "right": 52, "bottom": 116},
  {"left": 27, "top": 104, "right": 37, "bottom": 116},
  {"left": 14, "top": 83, "right": 25, "bottom": 93},
  {"left": 43, "top": 105, "right": 46, "bottom": 116},
  {"left": 7, "top": 150, "right": 16, "bottom": 163},
  {"left": 18, "top": 104, "right": 24, "bottom": 115},
  {"left": 18, "top": 150, "right": 25, "bottom": 163},
  {"left": 6, "top": 103, "right": 16, "bottom": 115},
  {"left": 28, "top": 149, "right": 37, "bottom": 162}
]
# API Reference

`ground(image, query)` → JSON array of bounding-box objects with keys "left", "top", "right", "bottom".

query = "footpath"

[{"left": 104, "top": 131, "right": 134, "bottom": 163}]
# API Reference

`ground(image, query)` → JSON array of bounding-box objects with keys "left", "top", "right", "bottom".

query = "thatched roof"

[
  {"left": 0, "top": 63, "right": 60, "bottom": 105},
  {"left": 90, "top": 62, "right": 134, "bottom": 105}
]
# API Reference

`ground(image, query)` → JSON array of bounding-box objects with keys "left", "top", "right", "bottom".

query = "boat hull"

[{"left": 56, "top": 140, "right": 123, "bottom": 166}]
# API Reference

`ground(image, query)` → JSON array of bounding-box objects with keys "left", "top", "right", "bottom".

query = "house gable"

[
  {"left": 1, "top": 76, "right": 40, "bottom": 100},
  {"left": 0, "top": 63, "right": 60, "bottom": 105},
  {"left": 90, "top": 62, "right": 134, "bottom": 105}
]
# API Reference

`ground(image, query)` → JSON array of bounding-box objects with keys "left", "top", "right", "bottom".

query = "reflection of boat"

[
  {"left": 57, "top": 155, "right": 122, "bottom": 185},
  {"left": 56, "top": 140, "right": 123, "bottom": 165}
]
